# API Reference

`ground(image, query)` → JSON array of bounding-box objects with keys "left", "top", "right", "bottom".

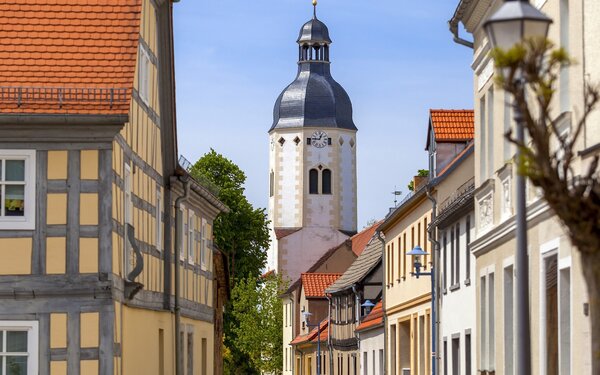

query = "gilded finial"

[{"left": 313, "top": 0, "right": 317, "bottom": 18}]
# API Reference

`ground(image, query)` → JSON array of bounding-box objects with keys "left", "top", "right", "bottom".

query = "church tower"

[{"left": 267, "top": 3, "right": 358, "bottom": 281}]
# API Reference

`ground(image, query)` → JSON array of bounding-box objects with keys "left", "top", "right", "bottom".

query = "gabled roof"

[
  {"left": 301, "top": 273, "right": 342, "bottom": 298},
  {"left": 0, "top": 0, "right": 142, "bottom": 115},
  {"left": 426, "top": 109, "right": 474, "bottom": 150},
  {"left": 350, "top": 221, "right": 381, "bottom": 256},
  {"left": 325, "top": 236, "right": 383, "bottom": 294},
  {"left": 356, "top": 301, "right": 383, "bottom": 332}
]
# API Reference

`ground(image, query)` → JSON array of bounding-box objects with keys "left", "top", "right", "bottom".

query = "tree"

[
  {"left": 492, "top": 38, "right": 600, "bottom": 371},
  {"left": 190, "top": 149, "right": 271, "bottom": 374},
  {"left": 190, "top": 149, "right": 270, "bottom": 282},
  {"left": 230, "top": 273, "right": 284, "bottom": 374}
]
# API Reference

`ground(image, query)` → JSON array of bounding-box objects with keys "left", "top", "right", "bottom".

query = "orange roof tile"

[
  {"left": 0, "top": 0, "right": 142, "bottom": 115},
  {"left": 302, "top": 273, "right": 342, "bottom": 298},
  {"left": 428, "top": 109, "right": 474, "bottom": 147},
  {"left": 350, "top": 221, "right": 381, "bottom": 256},
  {"left": 275, "top": 228, "right": 302, "bottom": 240},
  {"left": 356, "top": 301, "right": 383, "bottom": 332},
  {"left": 290, "top": 320, "right": 328, "bottom": 346}
]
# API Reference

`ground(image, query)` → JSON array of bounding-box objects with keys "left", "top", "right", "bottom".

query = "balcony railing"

[{"left": 0, "top": 86, "right": 128, "bottom": 108}]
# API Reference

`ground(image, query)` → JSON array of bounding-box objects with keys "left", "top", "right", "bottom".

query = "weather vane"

[{"left": 392, "top": 188, "right": 402, "bottom": 206}]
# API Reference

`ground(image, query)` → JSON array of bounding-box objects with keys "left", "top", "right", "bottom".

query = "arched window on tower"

[
  {"left": 309, "top": 169, "right": 319, "bottom": 194},
  {"left": 269, "top": 171, "right": 274, "bottom": 197},
  {"left": 322, "top": 169, "right": 332, "bottom": 194}
]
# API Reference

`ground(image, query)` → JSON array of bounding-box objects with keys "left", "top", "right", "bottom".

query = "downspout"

[
  {"left": 376, "top": 230, "right": 387, "bottom": 375},
  {"left": 326, "top": 294, "right": 334, "bottom": 375},
  {"left": 426, "top": 189, "right": 440, "bottom": 375},
  {"left": 174, "top": 177, "right": 191, "bottom": 375},
  {"left": 352, "top": 285, "right": 361, "bottom": 375}
]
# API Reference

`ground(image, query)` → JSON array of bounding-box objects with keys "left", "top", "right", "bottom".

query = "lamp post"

[
  {"left": 361, "top": 299, "right": 375, "bottom": 316},
  {"left": 406, "top": 246, "right": 436, "bottom": 375},
  {"left": 483, "top": 2, "right": 552, "bottom": 374},
  {"left": 302, "top": 311, "right": 323, "bottom": 375}
]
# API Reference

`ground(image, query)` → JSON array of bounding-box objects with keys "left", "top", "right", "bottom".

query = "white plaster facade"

[
  {"left": 451, "top": 0, "right": 597, "bottom": 373},
  {"left": 358, "top": 328, "right": 384, "bottom": 375},
  {"left": 267, "top": 127, "right": 357, "bottom": 280}
]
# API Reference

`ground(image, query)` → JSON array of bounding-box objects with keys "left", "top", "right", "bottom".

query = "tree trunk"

[{"left": 580, "top": 250, "right": 600, "bottom": 374}]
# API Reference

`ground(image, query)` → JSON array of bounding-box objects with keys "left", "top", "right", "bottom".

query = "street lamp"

[
  {"left": 483, "top": 2, "right": 552, "bottom": 375},
  {"left": 361, "top": 300, "right": 375, "bottom": 316},
  {"left": 302, "top": 311, "right": 323, "bottom": 375},
  {"left": 406, "top": 246, "right": 436, "bottom": 375}
]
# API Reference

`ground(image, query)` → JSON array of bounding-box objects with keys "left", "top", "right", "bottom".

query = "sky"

[{"left": 173, "top": 0, "right": 474, "bottom": 229}]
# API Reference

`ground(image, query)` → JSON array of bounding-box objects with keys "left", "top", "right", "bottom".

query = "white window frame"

[
  {"left": 539, "top": 238, "right": 560, "bottom": 375},
  {"left": 0, "top": 320, "right": 39, "bottom": 375},
  {"left": 200, "top": 218, "right": 207, "bottom": 269},
  {"left": 187, "top": 211, "right": 194, "bottom": 264},
  {"left": 138, "top": 46, "right": 151, "bottom": 105},
  {"left": 0, "top": 150, "right": 36, "bottom": 230}
]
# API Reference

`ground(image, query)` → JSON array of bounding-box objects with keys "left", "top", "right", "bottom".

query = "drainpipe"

[
  {"left": 326, "top": 294, "right": 334, "bottom": 375},
  {"left": 376, "top": 230, "right": 387, "bottom": 375},
  {"left": 426, "top": 189, "right": 440, "bottom": 375},
  {"left": 352, "top": 285, "right": 361, "bottom": 375},
  {"left": 174, "top": 177, "right": 190, "bottom": 375}
]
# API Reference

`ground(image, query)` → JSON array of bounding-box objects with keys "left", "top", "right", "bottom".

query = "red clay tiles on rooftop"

[
  {"left": 0, "top": 0, "right": 142, "bottom": 115},
  {"left": 429, "top": 109, "right": 474, "bottom": 141},
  {"left": 302, "top": 273, "right": 342, "bottom": 298}
]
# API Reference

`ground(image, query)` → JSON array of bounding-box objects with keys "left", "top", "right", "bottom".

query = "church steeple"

[{"left": 297, "top": 2, "right": 332, "bottom": 63}]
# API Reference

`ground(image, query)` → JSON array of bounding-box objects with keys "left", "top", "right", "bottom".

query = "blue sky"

[{"left": 173, "top": 0, "right": 474, "bottom": 229}]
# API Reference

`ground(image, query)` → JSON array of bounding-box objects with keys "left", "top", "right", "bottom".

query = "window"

[
  {"left": 390, "top": 242, "right": 394, "bottom": 284},
  {"left": 543, "top": 254, "right": 558, "bottom": 374},
  {"left": 503, "top": 91, "right": 513, "bottom": 162},
  {"left": 504, "top": 265, "right": 514, "bottom": 375},
  {"left": 363, "top": 352, "right": 367, "bottom": 375},
  {"left": 465, "top": 216, "right": 471, "bottom": 282},
  {"left": 0, "top": 321, "right": 39, "bottom": 375},
  {"left": 159, "top": 329, "right": 165, "bottom": 375},
  {"left": 450, "top": 228, "right": 455, "bottom": 286},
  {"left": 0, "top": 151, "right": 36, "bottom": 230},
  {"left": 156, "top": 186, "right": 162, "bottom": 252},
  {"left": 443, "top": 338, "right": 448, "bottom": 375},
  {"left": 488, "top": 272, "right": 495, "bottom": 369},
  {"left": 390, "top": 324, "right": 396, "bottom": 375},
  {"left": 201, "top": 218, "right": 208, "bottom": 269},
  {"left": 443, "top": 232, "right": 447, "bottom": 292},
  {"left": 379, "top": 349, "right": 383, "bottom": 375},
  {"left": 187, "top": 332, "right": 194, "bottom": 375},
  {"left": 452, "top": 336, "right": 460, "bottom": 375},
  {"left": 269, "top": 171, "right": 274, "bottom": 197},
  {"left": 188, "top": 211, "right": 194, "bottom": 263},
  {"left": 322, "top": 169, "right": 332, "bottom": 194},
  {"left": 201, "top": 337, "right": 207, "bottom": 375},
  {"left": 309, "top": 169, "right": 318, "bottom": 194},
  {"left": 138, "top": 47, "right": 151, "bottom": 105},
  {"left": 465, "top": 332, "right": 472, "bottom": 375},
  {"left": 559, "top": 267, "right": 571, "bottom": 375},
  {"left": 559, "top": 0, "right": 570, "bottom": 113},
  {"left": 455, "top": 223, "right": 460, "bottom": 286},
  {"left": 179, "top": 206, "right": 185, "bottom": 260}
]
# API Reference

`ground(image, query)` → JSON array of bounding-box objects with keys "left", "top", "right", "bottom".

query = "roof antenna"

[{"left": 312, "top": 0, "right": 317, "bottom": 19}]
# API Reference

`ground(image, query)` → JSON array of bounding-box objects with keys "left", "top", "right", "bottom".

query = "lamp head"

[{"left": 483, "top": 0, "right": 552, "bottom": 51}]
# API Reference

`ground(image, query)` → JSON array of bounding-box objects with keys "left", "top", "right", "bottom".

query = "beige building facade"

[{"left": 450, "top": 0, "right": 597, "bottom": 373}]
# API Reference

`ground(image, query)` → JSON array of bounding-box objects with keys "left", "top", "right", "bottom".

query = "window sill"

[
  {"left": 0, "top": 221, "right": 35, "bottom": 230},
  {"left": 443, "top": 288, "right": 447, "bottom": 295},
  {"left": 449, "top": 283, "right": 460, "bottom": 292},
  {"left": 464, "top": 278, "right": 471, "bottom": 286}
]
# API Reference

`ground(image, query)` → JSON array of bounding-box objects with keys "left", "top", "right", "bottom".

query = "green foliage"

[
  {"left": 230, "top": 274, "right": 284, "bottom": 374},
  {"left": 407, "top": 169, "right": 429, "bottom": 191},
  {"left": 190, "top": 149, "right": 270, "bottom": 281},
  {"left": 190, "top": 149, "right": 271, "bottom": 374}
]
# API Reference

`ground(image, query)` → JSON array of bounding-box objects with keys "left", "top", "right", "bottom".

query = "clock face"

[{"left": 310, "top": 130, "right": 328, "bottom": 148}]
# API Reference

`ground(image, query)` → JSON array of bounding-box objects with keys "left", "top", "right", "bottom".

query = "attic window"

[
  {"left": 294, "top": 136, "right": 301, "bottom": 146},
  {"left": 278, "top": 137, "right": 285, "bottom": 146}
]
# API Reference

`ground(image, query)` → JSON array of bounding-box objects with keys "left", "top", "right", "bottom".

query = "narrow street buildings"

[
  {"left": 450, "top": 0, "right": 595, "bottom": 372},
  {"left": 0, "top": 1, "right": 228, "bottom": 374}
]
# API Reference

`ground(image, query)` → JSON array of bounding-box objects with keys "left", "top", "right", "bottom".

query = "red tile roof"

[
  {"left": 350, "top": 221, "right": 381, "bottom": 256},
  {"left": 290, "top": 320, "right": 328, "bottom": 346},
  {"left": 356, "top": 301, "right": 383, "bottom": 332},
  {"left": 301, "top": 273, "right": 342, "bottom": 298},
  {"left": 427, "top": 109, "right": 474, "bottom": 148},
  {"left": 0, "top": 0, "right": 142, "bottom": 115}
]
